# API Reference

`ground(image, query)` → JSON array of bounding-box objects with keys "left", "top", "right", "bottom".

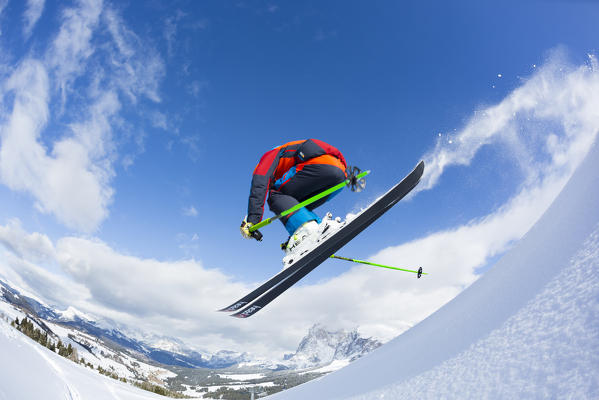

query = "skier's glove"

[
  {"left": 240, "top": 217, "right": 263, "bottom": 241},
  {"left": 240, "top": 217, "right": 254, "bottom": 239}
]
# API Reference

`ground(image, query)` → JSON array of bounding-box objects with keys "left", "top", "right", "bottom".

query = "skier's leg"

[
  {"left": 269, "top": 163, "right": 345, "bottom": 235},
  {"left": 268, "top": 190, "right": 319, "bottom": 235},
  {"left": 281, "top": 164, "right": 347, "bottom": 210}
]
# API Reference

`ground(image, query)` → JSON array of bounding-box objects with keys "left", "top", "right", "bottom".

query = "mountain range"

[{"left": 0, "top": 277, "right": 381, "bottom": 396}]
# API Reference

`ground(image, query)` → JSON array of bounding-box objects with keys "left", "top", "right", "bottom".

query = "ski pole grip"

[{"left": 251, "top": 229, "right": 263, "bottom": 242}]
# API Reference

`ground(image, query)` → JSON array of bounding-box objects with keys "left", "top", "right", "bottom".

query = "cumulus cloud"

[
  {"left": 0, "top": 0, "right": 165, "bottom": 232},
  {"left": 0, "top": 219, "right": 55, "bottom": 263},
  {"left": 0, "top": 219, "right": 251, "bottom": 353},
  {"left": 0, "top": 59, "right": 116, "bottom": 232}
]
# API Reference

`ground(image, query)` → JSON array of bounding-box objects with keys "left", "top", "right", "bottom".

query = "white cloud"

[
  {"left": 23, "top": 0, "right": 45, "bottom": 39},
  {"left": 164, "top": 9, "right": 187, "bottom": 58},
  {"left": 0, "top": 0, "right": 8, "bottom": 19},
  {"left": 0, "top": 218, "right": 55, "bottom": 263},
  {"left": 187, "top": 80, "right": 208, "bottom": 98},
  {"left": 181, "top": 134, "right": 202, "bottom": 161},
  {"left": 0, "top": 0, "right": 166, "bottom": 232},
  {"left": 149, "top": 111, "right": 168, "bottom": 130},
  {"left": 182, "top": 206, "right": 198, "bottom": 217},
  {"left": 103, "top": 7, "right": 165, "bottom": 103},
  {"left": 0, "top": 220, "right": 250, "bottom": 353},
  {"left": 47, "top": 0, "right": 103, "bottom": 101},
  {"left": 0, "top": 59, "right": 117, "bottom": 232}
]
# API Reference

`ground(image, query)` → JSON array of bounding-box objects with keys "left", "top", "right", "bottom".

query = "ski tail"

[{"left": 218, "top": 267, "right": 294, "bottom": 312}]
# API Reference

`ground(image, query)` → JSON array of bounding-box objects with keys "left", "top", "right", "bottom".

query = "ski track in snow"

[
  {"left": 350, "top": 224, "right": 599, "bottom": 400},
  {"left": 31, "top": 344, "right": 82, "bottom": 400}
]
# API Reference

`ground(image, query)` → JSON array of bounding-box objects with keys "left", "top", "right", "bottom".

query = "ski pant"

[{"left": 267, "top": 164, "right": 346, "bottom": 235}]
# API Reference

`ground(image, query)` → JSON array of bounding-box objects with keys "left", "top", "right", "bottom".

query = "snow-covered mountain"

[
  {"left": 1, "top": 277, "right": 385, "bottom": 397},
  {"left": 0, "top": 278, "right": 251, "bottom": 369},
  {"left": 283, "top": 324, "right": 381, "bottom": 369}
]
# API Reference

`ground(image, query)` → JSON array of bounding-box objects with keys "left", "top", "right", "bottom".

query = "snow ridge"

[{"left": 351, "top": 223, "right": 599, "bottom": 399}]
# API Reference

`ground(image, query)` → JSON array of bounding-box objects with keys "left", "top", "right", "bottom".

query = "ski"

[
  {"left": 230, "top": 160, "right": 424, "bottom": 318},
  {"left": 218, "top": 257, "right": 308, "bottom": 313},
  {"left": 220, "top": 170, "right": 370, "bottom": 312}
]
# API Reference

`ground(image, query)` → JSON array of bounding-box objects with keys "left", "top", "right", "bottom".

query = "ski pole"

[
  {"left": 330, "top": 254, "right": 426, "bottom": 278},
  {"left": 249, "top": 170, "right": 370, "bottom": 237}
]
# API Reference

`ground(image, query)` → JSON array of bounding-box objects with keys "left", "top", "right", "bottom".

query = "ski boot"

[
  {"left": 281, "top": 220, "right": 319, "bottom": 269},
  {"left": 280, "top": 214, "right": 347, "bottom": 269},
  {"left": 316, "top": 212, "right": 346, "bottom": 243}
]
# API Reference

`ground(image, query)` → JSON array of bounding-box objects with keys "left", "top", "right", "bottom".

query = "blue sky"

[{"left": 1, "top": 0, "right": 599, "bottom": 357}]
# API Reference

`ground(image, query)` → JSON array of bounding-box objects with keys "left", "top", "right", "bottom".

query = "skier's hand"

[
  {"left": 240, "top": 217, "right": 254, "bottom": 239},
  {"left": 240, "top": 217, "right": 263, "bottom": 241}
]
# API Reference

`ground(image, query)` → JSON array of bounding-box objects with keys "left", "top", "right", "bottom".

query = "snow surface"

[
  {"left": 57, "top": 306, "right": 94, "bottom": 322},
  {"left": 0, "top": 318, "right": 165, "bottom": 400},
  {"left": 270, "top": 139, "right": 599, "bottom": 399},
  {"left": 217, "top": 373, "right": 266, "bottom": 381},
  {"left": 301, "top": 359, "right": 351, "bottom": 375}
]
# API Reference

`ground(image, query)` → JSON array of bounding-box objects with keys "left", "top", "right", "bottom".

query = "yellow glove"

[{"left": 240, "top": 217, "right": 254, "bottom": 239}]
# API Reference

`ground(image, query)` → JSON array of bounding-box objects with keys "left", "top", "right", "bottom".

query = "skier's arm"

[{"left": 247, "top": 148, "right": 280, "bottom": 225}]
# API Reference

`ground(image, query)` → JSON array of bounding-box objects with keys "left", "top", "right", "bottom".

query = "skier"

[{"left": 240, "top": 139, "right": 348, "bottom": 254}]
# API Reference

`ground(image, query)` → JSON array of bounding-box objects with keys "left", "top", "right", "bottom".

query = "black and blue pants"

[{"left": 268, "top": 164, "right": 346, "bottom": 235}]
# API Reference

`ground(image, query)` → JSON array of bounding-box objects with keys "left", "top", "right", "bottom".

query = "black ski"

[
  {"left": 230, "top": 161, "right": 424, "bottom": 318},
  {"left": 218, "top": 256, "right": 308, "bottom": 313}
]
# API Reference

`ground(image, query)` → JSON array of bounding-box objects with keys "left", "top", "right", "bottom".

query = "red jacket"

[{"left": 247, "top": 139, "right": 347, "bottom": 224}]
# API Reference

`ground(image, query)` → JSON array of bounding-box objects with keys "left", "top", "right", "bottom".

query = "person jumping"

[{"left": 240, "top": 139, "right": 348, "bottom": 258}]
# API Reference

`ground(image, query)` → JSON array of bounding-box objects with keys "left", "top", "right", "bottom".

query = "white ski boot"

[
  {"left": 281, "top": 213, "right": 347, "bottom": 269},
  {"left": 282, "top": 220, "right": 319, "bottom": 269},
  {"left": 317, "top": 212, "right": 346, "bottom": 242}
]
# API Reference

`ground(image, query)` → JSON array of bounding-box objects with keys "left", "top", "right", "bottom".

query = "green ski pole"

[
  {"left": 249, "top": 170, "right": 370, "bottom": 239},
  {"left": 330, "top": 254, "right": 426, "bottom": 278}
]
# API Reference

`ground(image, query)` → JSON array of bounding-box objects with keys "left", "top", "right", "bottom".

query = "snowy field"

[
  {"left": 0, "top": 318, "right": 165, "bottom": 400},
  {"left": 270, "top": 139, "right": 599, "bottom": 399},
  {"left": 217, "top": 373, "right": 266, "bottom": 381}
]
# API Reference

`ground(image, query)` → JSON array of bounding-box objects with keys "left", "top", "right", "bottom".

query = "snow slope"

[
  {"left": 0, "top": 318, "right": 164, "bottom": 400},
  {"left": 271, "top": 141, "right": 599, "bottom": 399}
]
